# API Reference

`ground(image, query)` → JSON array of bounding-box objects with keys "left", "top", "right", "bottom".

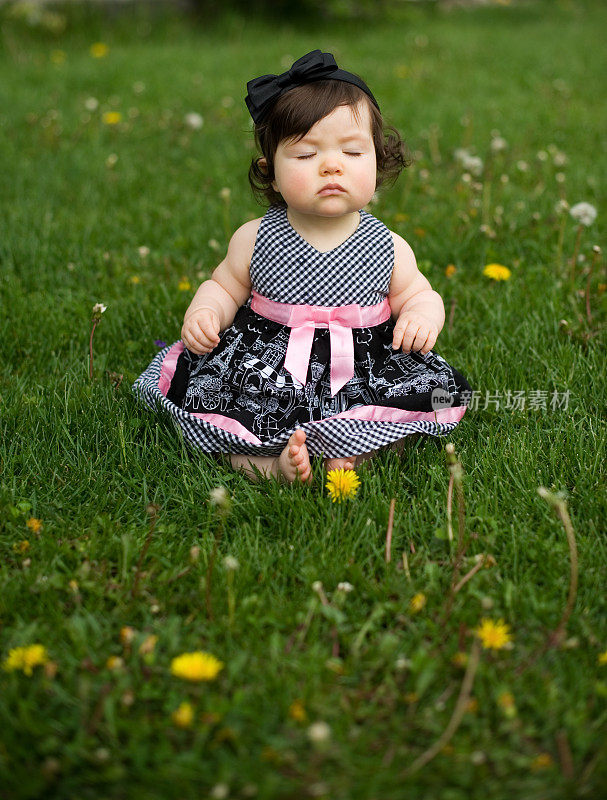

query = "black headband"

[{"left": 245, "top": 49, "right": 380, "bottom": 125}]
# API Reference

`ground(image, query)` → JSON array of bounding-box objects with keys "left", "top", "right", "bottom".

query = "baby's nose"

[{"left": 320, "top": 157, "right": 343, "bottom": 174}]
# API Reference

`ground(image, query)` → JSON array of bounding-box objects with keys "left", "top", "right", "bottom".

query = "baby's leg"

[
  {"left": 324, "top": 436, "right": 420, "bottom": 472},
  {"left": 230, "top": 430, "right": 313, "bottom": 484}
]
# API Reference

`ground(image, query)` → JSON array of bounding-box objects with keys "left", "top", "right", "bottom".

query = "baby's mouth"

[{"left": 318, "top": 184, "right": 346, "bottom": 195}]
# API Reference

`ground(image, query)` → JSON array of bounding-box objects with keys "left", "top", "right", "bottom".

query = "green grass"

[{"left": 1, "top": 1, "right": 606, "bottom": 797}]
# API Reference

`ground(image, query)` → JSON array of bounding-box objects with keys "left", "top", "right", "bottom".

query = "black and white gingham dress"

[{"left": 132, "top": 204, "right": 471, "bottom": 458}]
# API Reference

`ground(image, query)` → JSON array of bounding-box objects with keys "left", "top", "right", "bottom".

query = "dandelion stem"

[
  {"left": 89, "top": 319, "right": 99, "bottom": 380},
  {"left": 385, "top": 498, "right": 396, "bottom": 563},
  {"left": 402, "top": 550, "right": 411, "bottom": 581},
  {"left": 556, "top": 729, "right": 575, "bottom": 781},
  {"left": 403, "top": 638, "right": 481, "bottom": 777},
  {"left": 516, "top": 488, "right": 578, "bottom": 674},
  {"left": 569, "top": 223, "right": 583, "bottom": 283},
  {"left": 585, "top": 247, "right": 601, "bottom": 324},
  {"left": 453, "top": 556, "right": 486, "bottom": 594},
  {"left": 446, "top": 473, "right": 454, "bottom": 543},
  {"left": 447, "top": 298, "right": 457, "bottom": 333}
]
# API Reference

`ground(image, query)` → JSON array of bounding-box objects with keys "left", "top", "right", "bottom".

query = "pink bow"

[{"left": 250, "top": 291, "right": 391, "bottom": 397}]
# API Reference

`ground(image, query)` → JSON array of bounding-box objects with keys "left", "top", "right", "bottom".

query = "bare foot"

[
  {"left": 324, "top": 456, "right": 356, "bottom": 471},
  {"left": 277, "top": 429, "right": 313, "bottom": 484}
]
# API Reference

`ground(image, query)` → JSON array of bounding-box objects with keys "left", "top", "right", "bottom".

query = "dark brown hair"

[{"left": 248, "top": 80, "right": 411, "bottom": 208}]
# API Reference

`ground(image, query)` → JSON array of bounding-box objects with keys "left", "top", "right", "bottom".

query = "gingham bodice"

[{"left": 249, "top": 204, "right": 394, "bottom": 306}]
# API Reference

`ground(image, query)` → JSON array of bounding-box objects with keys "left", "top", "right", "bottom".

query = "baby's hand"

[
  {"left": 181, "top": 307, "right": 221, "bottom": 355},
  {"left": 392, "top": 310, "right": 438, "bottom": 355}
]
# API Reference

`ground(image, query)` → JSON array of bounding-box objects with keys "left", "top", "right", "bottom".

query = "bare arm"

[
  {"left": 181, "top": 219, "right": 259, "bottom": 354},
  {"left": 388, "top": 232, "right": 445, "bottom": 354}
]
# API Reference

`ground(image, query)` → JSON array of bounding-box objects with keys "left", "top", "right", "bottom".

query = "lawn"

[{"left": 0, "top": 1, "right": 606, "bottom": 798}]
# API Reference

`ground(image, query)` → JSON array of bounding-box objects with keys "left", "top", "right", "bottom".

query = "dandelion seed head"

[
  {"left": 307, "top": 720, "right": 331, "bottom": 743},
  {"left": 570, "top": 202, "right": 597, "bottom": 226},
  {"left": 184, "top": 112, "right": 204, "bottom": 130}
]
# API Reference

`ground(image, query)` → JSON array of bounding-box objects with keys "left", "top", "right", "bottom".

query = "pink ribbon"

[{"left": 250, "top": 290, "right": 391, "bottom": 396}]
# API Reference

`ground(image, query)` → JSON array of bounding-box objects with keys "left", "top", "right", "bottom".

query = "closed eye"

[{"left": 296, "top": 154, "right": 315, "bottom": 159}]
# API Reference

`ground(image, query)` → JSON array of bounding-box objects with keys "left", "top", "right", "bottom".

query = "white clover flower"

[
  {"left": 500, "top": 174, "right": 509, "bottom": 184},
  {"left": 208, "top": 239, "right": 221, "bottom": 251},
  {"left": 184, "top": 112, "right": 204, "bottom": 130},
  {"left": 92, "top": 302, "right": 107, "bottom": 315},
  {"left": 219, "top": 187, "right": 231, "bottom": 201},
  {"left": 569, "top": 201, "right": 597, "bottom": 226},
  {"left": 556, "top": 173, "right": 566, "bottom": 184},
  {"left": 336, "top": 581, "right": 354, "bottom": 593},
  {"left": 490, "top": 136, "right": 508, "bottom": 153},
  {"left": 223, "top": 555, "right": 239, "bottom": 571},
  {"left": 105, "top": 154, "right": 118, "bottom": 168},
  {"left": 138, "top": 245, "right": 150, "bottom": 258},
  {"left": 418, "top": 169, "right": 430, "bottom": 181},
  {"left": 210, "top": 784, "right": 229, "bottom": 800},
  {"left": 536, "top": 150, "right": 548, "bottom": 162},
  {"left": 307, "top": 721, "right": 331, "bottom": 743},
  {"left": 461, "top": 172, "right": 472, "bottom": 184},
  {"left": 311, "top": 580, "right": 323, "bottom": 593},
  {"left": 84, "top": 97, "right": 99, "bottom": 111},
  {"left": 555, "top": 199, "right": 569, "bottom": 215},
  {"left": 516, "top": 160, "right": 529, "bottom": 172},
  {"left": 133, "top": 81, "right": 146, "bottom": 94},
  {"left": 553, "top": 151, "right": 568, "bottom": 167}
]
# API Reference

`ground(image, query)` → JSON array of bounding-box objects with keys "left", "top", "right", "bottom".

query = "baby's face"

[{"left": 269, "top": 100, "right": 377, "bottom": 218}]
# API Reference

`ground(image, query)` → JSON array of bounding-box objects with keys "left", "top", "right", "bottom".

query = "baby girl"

[{"left": 133, "top": 50, "right": 470, "bottom": 484}]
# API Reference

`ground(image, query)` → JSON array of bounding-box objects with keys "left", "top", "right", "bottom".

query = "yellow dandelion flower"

[
  {"left": 106, "top": 655, "right": 123, "bottom": 671},
  {"left": 26, "top": 518, "right": 43, "bottom": 534},
  {"left": 497, "top": 691, "right": 515, "bottom": 710},
  {"left": 445, "top": 264, "right": 457, "bottom": 277},
  {"left": 90, "top": 42, "right": 109, "bottom": 58},
  {"left": 120, "top": 626, "right": 136, "bottom": 645},
  {"left": 12, "top": 540, "right": 30, "bottom": 554},
  {"left": 171, "top": 701, "right": 194, "bottom": 728},
  {"left": 102, "top": 112, "right": 122, "bottom": 126},
  {"left": 288, "top": 699, "right": 307, "bottom": 722},
  {"left": 139, "top": 634, "right": 158, "bottom": 655},
  {"left": 3, "top": 644, "right": 49, "bottom": 676},
  {"left": 170, "top": 651, "right": 224, "bottom": 682},
  {"left": 409, "top": 592, "right": 427, "bottom": 613},
  {"left": 598, "top": 650, "right": 607, "bottom": 665},
  {"left": 530, "top": 753, "right": 553, "bottom": 771},
  {"left": 483, "top": 263, "right": 511, "bottom": 281},
  {"left": 178, "top": 279, "right": 192, "bottom": 291},
  {"left": 129, "top": 275, "right": 141, "bottom": 284},
  {"left": 466, "top": 697, "right": 478, "bottom": 714},
  {"left": 451, "top": 651, "right": 468, "bottom": 668},
  {"left": 475, "top": 618, "right": 513, "bottom": 650},
  {"left": 325, "top": 468, "right": 360, "bottom": 502}
]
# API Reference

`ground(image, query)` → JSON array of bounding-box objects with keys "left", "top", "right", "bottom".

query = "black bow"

[{"left": 245, "top": 49, "right": 377, "bottom": 124}]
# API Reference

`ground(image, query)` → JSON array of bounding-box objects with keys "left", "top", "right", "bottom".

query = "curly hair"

[{"left": 248, "top": 80, "right": 411, "bottom": 208}]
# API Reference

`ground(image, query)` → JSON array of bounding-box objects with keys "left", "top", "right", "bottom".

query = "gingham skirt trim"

[{"left": 132, "top": 345, "right": 467, "bottom": 459}]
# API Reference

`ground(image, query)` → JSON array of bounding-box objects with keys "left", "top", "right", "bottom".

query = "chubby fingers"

[
  {"left": 393, "top": 318, "right": 437, "bottom": 354},
  {"left": 182, "top": 319, "right": 220, "bottom": 354}
]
